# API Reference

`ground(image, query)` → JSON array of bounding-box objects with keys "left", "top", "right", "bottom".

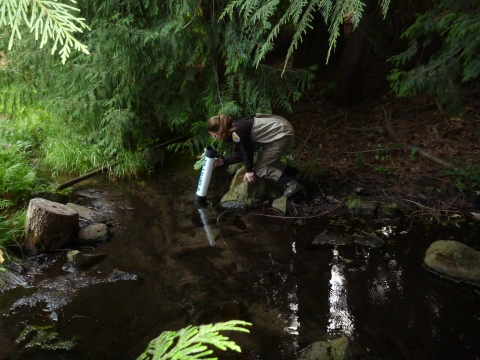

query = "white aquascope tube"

[{"left": 195, "top": 146, "right": 217, "bottom": 203}]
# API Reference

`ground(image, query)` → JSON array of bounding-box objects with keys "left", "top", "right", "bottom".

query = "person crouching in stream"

[{"left": 207, "top": 113, "right": 304, "bottom": 198}]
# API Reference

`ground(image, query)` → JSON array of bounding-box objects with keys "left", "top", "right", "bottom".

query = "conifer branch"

[
  {"left": 0, "top": 0, "right": 90, "bottom": 63},
  {"left": 137, "top": 320, "right": 251, "bottom": 360}
]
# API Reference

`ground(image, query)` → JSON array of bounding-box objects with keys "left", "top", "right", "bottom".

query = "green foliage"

[
  {"left": 15, "top": 324, "right": 75, "bottom": 350},
  {"left": 409, "top": 148, "right": 419, "bottom": 162},
  {"left": 0, "top": 133, "right": 39, "bottom": 201},
  {"left": 137, "top": 320, "right": 251, "bottom": 360},
  {"left": 0, "top": 209, "right": 26, "bottom": 264},
  {"left": 445, "top": 164, "right": 480, "bottom": 191},
  {"left": 354, "top": 153, "right": 365, "bottom": 168},
  {"left": 221, "top": 0, "right": 390, "bottom": 69},
  {"left": 194, "top": 153, "right": 206, "bottom": 171},
  {"left": 2, "top": 0, "right": 389, "bottom": 163},
  {"left": 387, "top": 0, "right": 480, "bottom": 114},
  {"left": 374, "top": 165, "right": 391, "bottom": 175},
  {"left": 0, "top": 0, "right": 90, "bottom": 63}
]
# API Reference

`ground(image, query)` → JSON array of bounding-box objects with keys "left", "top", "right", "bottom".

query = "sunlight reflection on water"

[{"left": 327, "top": 249, "right": 354, "bottom": 337}]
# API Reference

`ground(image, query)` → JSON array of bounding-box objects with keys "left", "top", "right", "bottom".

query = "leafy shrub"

[
  {"left": 445, "top": 164, "right": 480, "bottom": 191},
  {"left": 388, "top": 0, "right": 480, "bottom": 114}
]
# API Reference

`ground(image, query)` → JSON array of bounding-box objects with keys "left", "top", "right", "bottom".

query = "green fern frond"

[
  {"left": 380, "top": 0, "right": 390, "bottom": 18},
  {"left": 137, "top": 320, "right": 252, "bottom": 360},
  {"left": 283, "top": 0, "right": 317, "bottom": 72}
]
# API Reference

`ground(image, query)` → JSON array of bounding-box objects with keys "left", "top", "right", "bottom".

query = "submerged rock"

[
  {"left": 67, "top": 250, "right": 108, "bottom": 268},
  {"left": 66, "top": 203, "right": 107, "bottom": 223},
  {"left": 141, "top": 147, "right": 165, "bottom": 166},
  {"left": 77, "top": 223, "right": 110, "bottom": 244},
  {"left": 352, "top": 234, "right": 384, "bottom": 248},
  {"left": 247, "top": 303, "right": 287, "bottom": 335},
  {"left": 345, "top": 198, "right": 379, "bottom": 215},
  {"left": 378, "top": 202, "right": 401, "bottom": 216},
  {"left": 108, "top": 269, "right": 140, "bottom": 282},
  {"left": 424, "top": 240, "right": 480, "bottom": 285},
  {"left": 311, "top": 231, "right": 351, "bottom": 247},
  {"left": 297, "top": 336, "right": 352, "bottom": 360}
]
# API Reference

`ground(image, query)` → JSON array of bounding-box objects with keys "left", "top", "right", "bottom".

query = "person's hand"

[
  {"left": 213, "top": 158, "right": 224, "bottom": 168},
  {"left": 243, "top": 172, "right": 256, "bottom": 184}
]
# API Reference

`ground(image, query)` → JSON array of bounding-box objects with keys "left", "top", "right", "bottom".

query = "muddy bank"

[{"left": 1, "top": 152, "right": 479, "bottom": 359}]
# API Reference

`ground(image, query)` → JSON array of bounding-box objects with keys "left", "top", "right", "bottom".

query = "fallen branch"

[{"left": 56, "top": 166, "right": 109, "bottom": 191}]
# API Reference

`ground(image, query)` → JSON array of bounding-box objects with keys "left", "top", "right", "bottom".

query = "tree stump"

[{"left": 22, "top": 198, "right": 79, "bottom": 254}]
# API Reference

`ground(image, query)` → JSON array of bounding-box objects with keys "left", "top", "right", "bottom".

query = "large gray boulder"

[
  {"left": 424, "top": 240, "right": 480, "bottom": 285},
  {"left": 297, "top": 337, "right": 352, "bottom": 360}
]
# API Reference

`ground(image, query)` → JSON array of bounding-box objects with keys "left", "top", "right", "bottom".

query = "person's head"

[{"left": 207, "top": 114, "right": 233, "bottom": 141}]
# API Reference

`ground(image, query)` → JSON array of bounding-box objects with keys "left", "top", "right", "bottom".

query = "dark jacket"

[
  {"left": 223, "top": 116, "right": 255, "bottom": 172},
  {"left": 222, "top": 114, "right": 294, "bottom": 172}
]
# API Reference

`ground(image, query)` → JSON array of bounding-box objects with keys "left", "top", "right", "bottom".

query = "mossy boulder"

[
  {"left": 220, "top": 167, "right": 282, "bottom": 209},
  {"left": 345, "top": 198, "right": 379, "bottom": 215},
  {"left": 424, "top": 240, "right": 480, "bottom": 285},
  {"left": 272, "top": 197, "right": 287, "bottom": 215},
  {"left": 297, "top": 336, "right": 352, "bottom": 360},
  {"left": 378, "top": 202, "right": 401, "bottom": 216}
]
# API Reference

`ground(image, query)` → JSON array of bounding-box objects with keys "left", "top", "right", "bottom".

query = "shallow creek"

[{"left": 1, "top": 152, "right": 479, "bottom": 359}]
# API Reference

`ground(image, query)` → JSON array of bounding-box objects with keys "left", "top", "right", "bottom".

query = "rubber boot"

[{"left": 278, "top": 173, "right": 304, "bottom": 198}]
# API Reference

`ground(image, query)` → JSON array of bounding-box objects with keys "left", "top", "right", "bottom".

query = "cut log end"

[{"left": 22, "top": 198, "right": 79, "bottom": 254}]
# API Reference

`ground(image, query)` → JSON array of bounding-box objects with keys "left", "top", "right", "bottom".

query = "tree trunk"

[
  {"left": 22, "top": 198, "right": 79, "bottom": 254},
  {"left": 293, "top": 12, "right": 345, "bottom": 75},
  {"left": 332, "top": 0, "right": 375, "bottom": 105}
]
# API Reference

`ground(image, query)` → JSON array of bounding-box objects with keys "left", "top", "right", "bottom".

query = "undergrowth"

[{"left": 0, "top": 85, "right": 149, "bottom": 263}]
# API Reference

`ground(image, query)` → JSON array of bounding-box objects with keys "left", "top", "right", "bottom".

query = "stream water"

[{"left": 1, "top": 152, "right": 479, "bottom": 360}]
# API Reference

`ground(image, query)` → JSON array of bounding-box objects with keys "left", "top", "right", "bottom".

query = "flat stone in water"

[
  {"left": 67, "top": 250, "right": 108, "bottom": 268},
  {"left": 352, "top": 234, "right": 384, "bottom": 248},
  {"left": 108, "top": 269, "right": 140, "bottom": 283},
  {"left": 311, "top": 231, "right": 351, "bottom": 246},
  {"left": 424, "top": 240, "right": 480, "bottom": 285},
  {"left": 66, "top": 203, "right": 107, "bottom": 222}
]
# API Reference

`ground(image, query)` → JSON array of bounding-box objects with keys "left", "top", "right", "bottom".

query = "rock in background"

[{"left": 424, "top": 240, "right": 480, "bottom": 285}]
